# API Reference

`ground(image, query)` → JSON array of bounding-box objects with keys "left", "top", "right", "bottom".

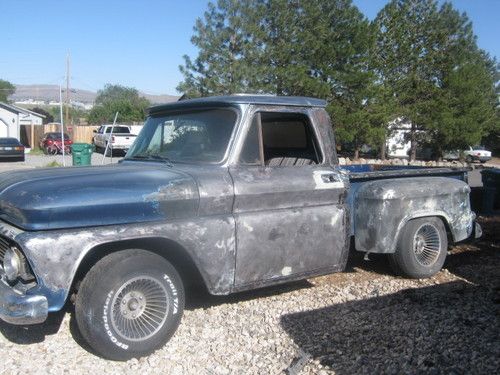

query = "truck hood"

[{"left": 0, "top": 163, "right": 199, "bottom": 231}]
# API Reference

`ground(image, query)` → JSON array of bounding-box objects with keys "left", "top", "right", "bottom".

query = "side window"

[
  {"left": 261, "top": 112, "right": 321, "bottom": 166},
  {"left": 239, "top": 116, "right": 262, "bottom": 165}
]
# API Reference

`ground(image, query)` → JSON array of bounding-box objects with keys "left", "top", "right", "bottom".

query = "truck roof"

[{"left": 149, "top": 95, "right": 327, "bottom": 114}]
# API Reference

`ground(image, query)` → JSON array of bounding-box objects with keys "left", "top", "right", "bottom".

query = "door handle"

[{"left": 321, "top": 173, "right": 340, "bottom": 183}]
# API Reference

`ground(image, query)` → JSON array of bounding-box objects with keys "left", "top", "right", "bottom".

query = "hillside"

[{"left": 9, "top": 84, "right": 180, "bottom": 104}]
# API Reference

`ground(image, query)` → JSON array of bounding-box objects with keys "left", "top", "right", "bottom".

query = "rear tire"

[
  {"left": 75, "top": 249, "right": 185, "bottom": 361},
  {"left": 389, "top": 217, "right": 448, "bottom": 279}
]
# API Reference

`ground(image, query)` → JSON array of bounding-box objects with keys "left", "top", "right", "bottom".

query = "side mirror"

[{"left": 93, "top": 130, "right": 97, "bottom": 133}]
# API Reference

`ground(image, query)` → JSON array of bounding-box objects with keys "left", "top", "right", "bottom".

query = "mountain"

[{"left": 9, "top": 84, "right": 180, "bottom": 105}]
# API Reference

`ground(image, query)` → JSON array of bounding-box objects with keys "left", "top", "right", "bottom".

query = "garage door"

[{"left": 0, "top": 120, "right": 7, "bottom": 138}]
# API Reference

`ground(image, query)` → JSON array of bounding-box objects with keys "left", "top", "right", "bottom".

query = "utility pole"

[{"left": 65, "top": 53, "right": 70, "bottom": 127}]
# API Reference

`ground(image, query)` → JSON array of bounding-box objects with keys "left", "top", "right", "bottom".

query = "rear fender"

[{"left": 353, "top": 177, "right": 474, "bottom": 254}]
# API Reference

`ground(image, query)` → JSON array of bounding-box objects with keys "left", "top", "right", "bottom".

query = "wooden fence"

[{"left": 21, "top": 124, "right": 99, "bottom": 149}]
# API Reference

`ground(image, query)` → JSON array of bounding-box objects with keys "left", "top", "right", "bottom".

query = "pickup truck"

[
  {"left": 0, "top": 95, "right": 480, "bottom": 360},
  {"left": 92, "top": 124, "right": 137, "bottom": 154}
]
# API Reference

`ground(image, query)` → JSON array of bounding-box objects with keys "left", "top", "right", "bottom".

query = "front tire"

[
  {"left": 389, "top": 217, "right": 448, "bottom": 279},
  {"left": 75, "top": 249, "right": 185, "bottom": 361}
]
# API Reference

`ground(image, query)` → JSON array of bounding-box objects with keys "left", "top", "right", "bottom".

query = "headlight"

[{"left": 4, "top": 247, "right": 22, "bottom": 281}]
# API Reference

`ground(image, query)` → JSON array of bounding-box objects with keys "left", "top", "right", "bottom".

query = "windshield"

[
  {"left": 472, "top": 145, "right": 485, "bottom": 151},
  {"left": 126, "top": 108, "right": 237, "bottom": 163},
  {"left": 51, "top": 133, "right": 70, "bottom": 140}
]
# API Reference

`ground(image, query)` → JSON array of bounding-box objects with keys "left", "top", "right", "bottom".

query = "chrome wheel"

[
  {"left": 413, "top": 223, "right": 442, "bottom": 266},
  {"left": 111, "top": 276, "right": 169, "bottom": 342}
]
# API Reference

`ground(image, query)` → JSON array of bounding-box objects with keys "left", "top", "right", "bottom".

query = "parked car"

[
  {"left": 92, "top": 125, "right": 137, "bottom": 155},
  {"left": 0, "top": 138, "right": 25, "bottom": 161},
  {"left": 442, "top": 149, "right": 461, "bottom": 161},
  {"left": 0, "top": 95, "right": 481, "bottom": 360},
  {"left": 464, "top": 145, "right": 491, "bottom": 163},
  {"left": 40, "top": 132, "right": 73, "bottom": 155}
]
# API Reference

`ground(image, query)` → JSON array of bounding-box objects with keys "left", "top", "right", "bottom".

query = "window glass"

[
  {"left": 260, "top": 112, "right": 320, "bottom": 166},
  {"left": 105, "top": 126, "right": 130, "bottom": 134},
  {"left": 239, "top": 116, "right": 261, "bottom": 165},
  {"left": 126, "top": 108, "right": 237, "bottom": 163}
]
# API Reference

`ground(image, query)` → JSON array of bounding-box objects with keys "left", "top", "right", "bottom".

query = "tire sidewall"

[
  {"left": 396, "top": 217, "right": 448, "bottom": 278},
  {"left": 77, "top": 252, "right": 184, "bottom": 360}
]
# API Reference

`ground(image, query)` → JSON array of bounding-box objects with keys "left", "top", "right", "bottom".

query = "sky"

[{"left": 1, "top": 0, "right": 499, "bottom": 96}]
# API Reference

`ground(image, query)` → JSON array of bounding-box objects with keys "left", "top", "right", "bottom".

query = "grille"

[{"left": 0, "top": 235, "right": 10, "bottom": 267}]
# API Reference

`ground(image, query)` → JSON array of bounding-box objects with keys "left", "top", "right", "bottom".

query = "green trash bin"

[{"left": 71, "top": 143, "right": 94, "bottom": 166}]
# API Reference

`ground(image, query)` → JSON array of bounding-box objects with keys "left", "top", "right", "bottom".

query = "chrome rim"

[
  {"left": 111, "top": 276, "right": 169, "bottom": 342},
  {"left": 413, "top": 223, "right": 442, "bottom": 266}
]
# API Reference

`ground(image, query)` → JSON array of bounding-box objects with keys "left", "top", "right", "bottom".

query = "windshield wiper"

[{"left": 127, "top": 154, "right": 173, "bottom": 167}]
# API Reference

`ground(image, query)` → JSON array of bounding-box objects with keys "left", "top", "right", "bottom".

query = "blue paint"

[{"left": 0, "top": 163, "right": 199, "bottom": 231}]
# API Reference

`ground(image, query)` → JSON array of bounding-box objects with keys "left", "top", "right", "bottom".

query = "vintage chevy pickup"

[{"left": 0, "top": 95, "right": 480, "bottom": 360}]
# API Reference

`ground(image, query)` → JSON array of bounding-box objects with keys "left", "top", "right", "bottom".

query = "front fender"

[
  {"left": 9, "top": 216, "right": 236, "bottom": 312},
  {"left": 354, "top": 177, "right": 474, "bottom": 254}
]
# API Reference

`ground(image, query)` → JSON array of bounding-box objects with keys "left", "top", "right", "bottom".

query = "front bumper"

[
  {"left": 0, "top": 278, "right": 48, "bottom": 325},
  {"left": 473, "top": 221, "right": 482, "bottom": 239}
]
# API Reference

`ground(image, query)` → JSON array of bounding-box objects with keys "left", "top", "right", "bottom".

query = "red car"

[{"left": 40, "top": 133, "right": 73, "bottom": 155}]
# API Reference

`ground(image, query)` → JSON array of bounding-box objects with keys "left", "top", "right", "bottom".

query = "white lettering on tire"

[
  {"left": 163, "top": 274, "right": 179, "bottom": 315},
  {"left": 103, "top": 291, "right": 129, "bottom": 350}
]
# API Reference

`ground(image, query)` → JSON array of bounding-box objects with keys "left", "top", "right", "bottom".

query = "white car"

[{"left": 464, "top": 146, "right": 492, "bottom": 163}]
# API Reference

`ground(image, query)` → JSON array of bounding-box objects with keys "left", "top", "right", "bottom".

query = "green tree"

[
  {"left": 178, "top": 0, "right": 386, "bottom": 158},
  {"left": 88, "top": 84, "right": 150, "bottom": 124},
  {"left": 29, "top": 107, "right": 54, "bottom": 124},
  {"left": 373, "top": 0, "right": 498, "bottom": 160},
  {"left": 0, "top": 79, "right": 15, "bottom": 103},
  {"left": 177, "top": 0, "right": 256, "bottom": 97}
]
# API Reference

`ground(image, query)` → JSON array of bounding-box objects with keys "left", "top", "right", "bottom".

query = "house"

[
  {"left": 0, "top": 102, "right": 45, "bottom": 147},
  {"left": 387, "top": 118, "right": 411, "bottom": 158}
]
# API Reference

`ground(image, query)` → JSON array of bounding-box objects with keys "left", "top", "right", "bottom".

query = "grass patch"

[{"left": 44, "top": 161, "right": 63, "bottom": 168}]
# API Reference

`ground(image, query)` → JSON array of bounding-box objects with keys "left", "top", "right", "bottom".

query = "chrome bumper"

[
  {"left": 474, "top": 222, "right": 482, "bottom": 239},
  {"left": 0, "top": 278, "right": 48, "bottom": 325}
]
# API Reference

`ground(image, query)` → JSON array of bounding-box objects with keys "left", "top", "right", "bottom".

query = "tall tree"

[
  {"left": 373, "top": 0, "right": 498, "bottom": 160},
  {"left": 0, "top": 79, "right": 15, "bottom": 103},
  {"left": 177, "top": 0, "right": 255, "bottom": 97},
  {"left": 88, "top": 84, "right": 150, "bottom": 125},
  {"left": 178, "top": 0, "right": 386, "bottom": 158}
]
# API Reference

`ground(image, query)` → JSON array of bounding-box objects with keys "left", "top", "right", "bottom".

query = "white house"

[
  {"left": 386, "top": 118, "right": 411, "bottom": 158},
  {"left": 0, "top": 102, "right": 45, "bottom": 142}
]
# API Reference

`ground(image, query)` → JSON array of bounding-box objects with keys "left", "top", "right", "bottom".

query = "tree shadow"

[
  {"left": 281, "top": 217, "right": 500, "bottom": 374},
  {"left": 281, "top": 278, "right": 499, "bottom": 374}
]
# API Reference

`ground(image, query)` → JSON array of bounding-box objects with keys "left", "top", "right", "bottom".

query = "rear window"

[
  {"left": 0, "top": 138, "right": 19, "bottom": 145},
  {"left": 106, "top": 127, "right": 130, "bottom": 134}
]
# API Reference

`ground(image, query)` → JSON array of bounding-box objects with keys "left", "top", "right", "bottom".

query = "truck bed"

[
  {"left": 343, "top": 164, "right": 471, "bottom": 236},
  {"left": 344, "top": 164, "right": 470, "bottom": 182}
]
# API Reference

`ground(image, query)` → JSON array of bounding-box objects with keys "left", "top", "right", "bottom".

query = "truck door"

[{"left": 229, "top": 108, "right": 349, "bottom": 288}]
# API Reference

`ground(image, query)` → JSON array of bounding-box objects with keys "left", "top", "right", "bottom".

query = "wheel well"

[
  {"left": 435, "top": 215, "right": 454, "bottom": 244},
  {"left": 71, "top": 238, "right": 207, "bottom": 297},
  {"left": 404, "top": 215, "right": 453, "bottom": 245}
]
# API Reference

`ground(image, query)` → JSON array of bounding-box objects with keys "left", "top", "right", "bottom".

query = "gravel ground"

[{"left": 0, "top": 217, "right": 498, "bottom": 374}]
